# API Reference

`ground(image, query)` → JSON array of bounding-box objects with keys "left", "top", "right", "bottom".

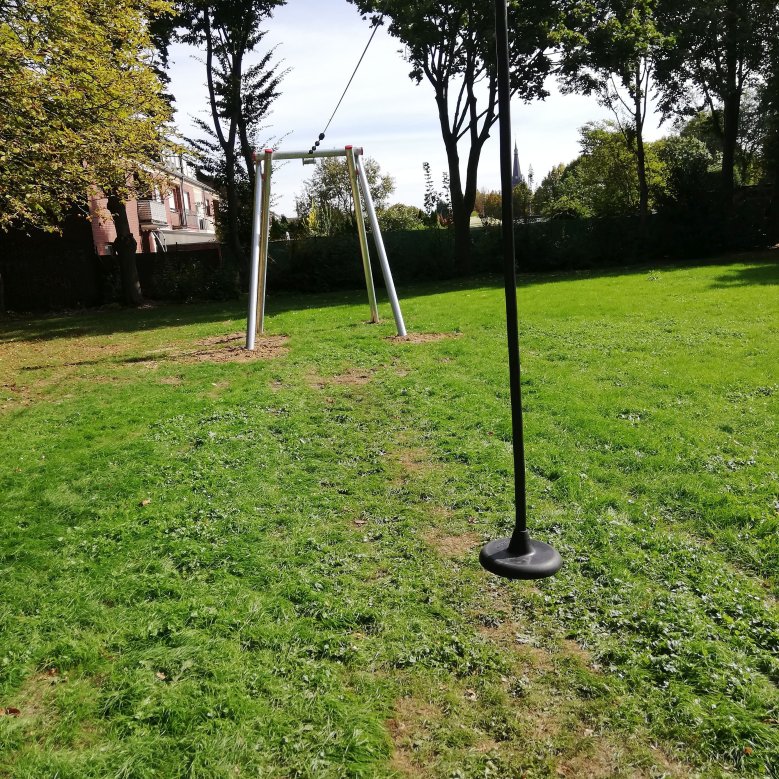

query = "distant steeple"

[{"left": 511, "top": 141, "right": 524, "bottom": 188}]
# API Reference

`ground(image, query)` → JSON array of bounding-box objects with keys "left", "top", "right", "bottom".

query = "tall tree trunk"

[
  {"left": 204, "top": 11, "right": 245, "bottom": 272},
  {"left": 721, "top": 90, "right": 740, "bottom": 208},
  {"left": 0, "top": 268, "right": 5, "bottom": 315},
  {"left": 634, "top": 65, "right": 649, "bottom": 245},
  {"left": 224, "top": 155, "right": 246, "bottom": 272},
  {"left": 107, "top": 193, "right": 143, "bottom": 306},
  {"left": 437, "top": 106, "right": 487, "bottom": 275},
  {"left": 634, "top": 69, "right": 649, "bottom": 225},
  {"left": 721, "top": 1, "right": 741, "bottom": 213},
  {"left": 437, "top": 95, "right": 471, "bottom": 275}
]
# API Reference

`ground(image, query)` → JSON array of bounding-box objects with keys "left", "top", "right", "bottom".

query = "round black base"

[{"left": 479, "top": 537, "right": 563, "bottom": 580}]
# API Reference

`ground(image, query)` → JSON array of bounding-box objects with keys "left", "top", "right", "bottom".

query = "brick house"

[{"left": 90, "top": 155, "right": 220, "bottom": 256}]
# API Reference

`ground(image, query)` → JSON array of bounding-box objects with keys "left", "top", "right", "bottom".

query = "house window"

[
  {"left": 153, "top": 187, "right": 162, "bottom": 202},
  {"left": 184, "top": 191, "right": 191, "bottom": 212},
  {"left": 168, "top": 188, "right": 178, "bottom": 210}
]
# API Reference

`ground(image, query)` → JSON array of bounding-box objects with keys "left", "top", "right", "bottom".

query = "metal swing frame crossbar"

[{"left": 245, "top": 145, "right": 407, "bottom": 350}]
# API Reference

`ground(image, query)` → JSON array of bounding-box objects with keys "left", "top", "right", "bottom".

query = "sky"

[{"left": 166, "top": 0, "right": 666, "bottom": 217}]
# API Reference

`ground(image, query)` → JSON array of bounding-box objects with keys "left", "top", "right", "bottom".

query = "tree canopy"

[
  {"left": 0, "top": 0, "right": 175, "bottom": 231},
  {"left": 295, "top": 156, "right": 394, "bottom": 237},
  {"left": 348, "top": 0, "right": 565, "bottom": 270},
  {"left": 176, "top": 0, "right": 286, "bottom": 262},
  {"left": 654, "top": 0, "right": 779, "bottom": 202},
  {"left": 559, "top": 0, "right": 667, "bottom": 224}
]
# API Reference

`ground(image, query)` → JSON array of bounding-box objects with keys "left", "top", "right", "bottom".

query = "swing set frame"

[{"left": 246, "top": 145, "right": 407, "bottom": 350}]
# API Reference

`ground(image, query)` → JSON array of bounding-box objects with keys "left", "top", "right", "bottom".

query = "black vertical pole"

[{"left": 479, "top": 0, "right": 562, "bottom": 580}]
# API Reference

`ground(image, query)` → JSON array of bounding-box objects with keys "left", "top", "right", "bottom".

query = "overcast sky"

[{"left": 166, "top": 0, "right": 666, "bottom": 216}]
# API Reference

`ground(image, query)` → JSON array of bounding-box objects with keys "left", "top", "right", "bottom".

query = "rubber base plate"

[{"left": 479, "top": 537, "right": 563, "bottom": 580}]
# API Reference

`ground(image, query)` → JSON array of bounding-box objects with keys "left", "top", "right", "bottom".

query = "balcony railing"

[
  {"left": 174, "top": 209, "right": 198, "bottom": 229},
  {"left": 137, "top": 200, "right": 168, "bottom": 226}
]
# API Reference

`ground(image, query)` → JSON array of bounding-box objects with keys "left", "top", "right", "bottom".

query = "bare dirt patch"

[
  {"left": 386, "top": 696, "right": 442, "bottom": 777},
  {"left": 307, "top": 368, "right": 374, "bottom": 389},
  {"left": 159, "top": 376, "right": 183, "bottom": 385},
  {"left": 395, "top": 447, "right": 437, "bottom": 476},
  {"left": 387, "top": 332, "right": 461, "bottom": 344},
  {"left": 4, "top": 670, "right": 61, "bottom": 724},
  {"left": 134, "top": 336, "right": 289, "bottom": 365},
  {"left": 195, "top": 331, "right": 245, "bottom": 347},
  {"left": 423, "top": 529, "right": 481, "bottom": 559}
]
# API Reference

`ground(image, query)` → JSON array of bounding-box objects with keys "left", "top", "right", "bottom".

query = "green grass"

[{"left": 0, "top": 254, "right": 777, "bottom": 778}]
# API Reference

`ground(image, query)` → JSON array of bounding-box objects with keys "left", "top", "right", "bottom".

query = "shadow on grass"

[
  {"left": 709, "top": 262, "right": 779, "bottom": 288},
  {"left": 2, "top": 248, "right": 777, "bottom": 344},
  {"left": 0, "top": 302, "right": 244, "bottom": 345}
]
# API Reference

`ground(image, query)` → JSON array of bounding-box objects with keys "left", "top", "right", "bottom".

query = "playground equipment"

[
  {"left": 479, "top": 0, "right": 563, "bottom": 580},
  {"left": 245, "top": 145, "right": 407, "bottom": 350}
]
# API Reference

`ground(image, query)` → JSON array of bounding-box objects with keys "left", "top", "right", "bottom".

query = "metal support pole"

[
  {"left": 256, "top": 149, "right": 274, "bottom": 337},
  {"left": 355, "top": 153, "right": 407, "bottom": 337},
  {"left": 346, "top": 146, "right": 380, "bottom": 323},
  {"left": 478, "top": 0, "right": 562, "bottom": 580},
  {"left": 246, "top": 154, "right": 264, "bottom": 350}
]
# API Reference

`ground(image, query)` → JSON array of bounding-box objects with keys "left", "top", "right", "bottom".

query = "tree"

[
  {"left": 348, "top": 0, "right": 563, "bottom": 272},
  {"left": 533, "top": 163, "right": 567, "bottom": 216},
  {"left": 759, "top": 39, "right": 779, "bottom": 235},
  {"left": 559, "top": 0, "right": 667, "bottom": 230},
  {"left": 177, "top": 0, "right": 286, "bottom": 264},
  {"left": 422, "top": 162, "right": 452, "bottom": 226},
  {"left": 0, "top": 0, "right": 175, "bottom": 303},
  {"left": 654, "top": 0, "right": 779, "bottom": 207},
  {"left": 654, "top": 134, "right": 714, "bottom": 211},
  {"left": 512, "top": 181, "right": 533, "bottom": 220},
  {"left": 294, "top": 157, "right": 394, "bottom": 236},
  {"left": 545, "top": 122, "right": 664, "bottom": 218},
  {"left": 675, "top": 91, "right": 767, "bottom": 186},
  {"left": 185, "top": 47, "right": 285, "bottom": 261},
  {"left": 377, "top": 204, "right": 427, "bottom": 231},
  {"left": 476, "top": 189, "right": 502, "bottom": 222}
]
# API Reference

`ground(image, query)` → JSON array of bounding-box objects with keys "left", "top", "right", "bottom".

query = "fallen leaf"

[
  {"left": 155, "top": 672, "right": 166, "bottom": 680},
  {"left": 353, "top": 519, "right": 367, "bottom": 527},
  {"left": 140, "top": 498, "right": 152, "bottom": 507},
  {"left": 744, "top": 746, "right": 754, "bottom": 755},
  {"left": 1, "top": 707, "right": 21, "bottom": 717},
  {"left": 464, "top": 689, "right": 477, "bottom": 701}
]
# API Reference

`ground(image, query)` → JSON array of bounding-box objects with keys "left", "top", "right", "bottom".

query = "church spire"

[{"left": 511, "top": 140, "right": 523, "bottom": 188}]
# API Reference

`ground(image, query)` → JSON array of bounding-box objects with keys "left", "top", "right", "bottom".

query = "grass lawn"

[{"left": 0, "top": 254, "right": 777, "bottom": 778}]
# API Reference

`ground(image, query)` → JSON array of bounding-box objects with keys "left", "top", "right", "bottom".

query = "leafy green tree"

[
  {"left": 475, "top": 189, "right": 502, "bottom": 222},
  {"left": 0, "top": 0, "right": 175, "bottom": 304},
  {"left": 533, "top": 163, "right": 567, "bottom": 216},
  {"left": 547, "top": 122, "right": 663, "bottom": 218},
  {"left": 512, "top": 181, "right": 533, "bottom": 220},
  {"left": 654, "top": 0, "right": 779, "bottom": 206},
  {"left": 676, "top": 91, "right": 767, "bottom": 186},
  {"left": 653, "top": 134, "right": 714, "bottom": 211},
  {"left": 477, "top": 184, "right": 533, "bottom": 223},
  {"left": 677, "top": 110, "right": 724, "bottom": 160},
  {"left": 185, "top": 47, "right": 285, "bottom": 263},
  {"left": 294, "top": 157, "right": 394, "bottom": 237},
  {"left": 348, "top": 0, "right": 564, "bottom": 272},
  {"left": 559, "top": 0, "right": 667, "bottom": 227},
  {"left": 177, "top": 0, "right": 286, "bottom": 263},
  {"left": 377, "top": 204, "right": 426, "bottom": 231}
]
